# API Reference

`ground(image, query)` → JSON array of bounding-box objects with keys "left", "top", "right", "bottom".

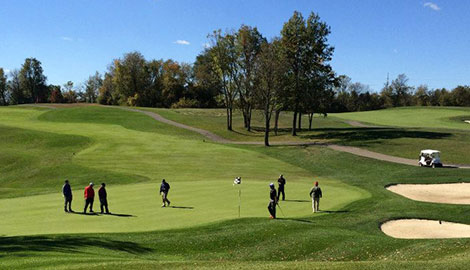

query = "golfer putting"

[{"left": 160, "top": 179, "right": 171, "bottom": 207}]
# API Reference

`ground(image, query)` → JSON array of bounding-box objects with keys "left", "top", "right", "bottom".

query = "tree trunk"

[
  {"left": 264, "top": 111, "right": 270, "bottom": 147},
  {"left": 229, "top": 107, "right": 233, "bottom": 131},
  {"left": 308, "top": 113, "right": 314, "bottom": 131},
  {"left": 298, "top": 112, "right": 302, "bottom": 131},
  {"left": 226, "top": 107, "right": 233, "bottom": 131},
  {"left": 274, "top": 110, "right": 280, "bottom": 136},
  {"left": 292, "top": 111, "right": 297, "bottom": 136},
  {"left": 247, "top": 108, "right": 252, "bottom": 132}
]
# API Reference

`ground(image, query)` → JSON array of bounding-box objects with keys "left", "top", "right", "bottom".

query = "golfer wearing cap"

[
  {"left": 268, "top": 183, "right": 278, "bottom": 219},
  {"left": 309, "top": 181, "right": 322, "bottom": 213},
  {"left": 83, "top": 182, "right": 95, "bottom": 213}
]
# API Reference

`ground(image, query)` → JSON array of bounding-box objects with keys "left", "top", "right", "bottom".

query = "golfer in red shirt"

[{"left": 84, "top": 182, "right": 95, "bottom": 213}]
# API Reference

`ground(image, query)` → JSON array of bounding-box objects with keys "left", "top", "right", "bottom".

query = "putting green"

[{"left": 0, "top": 105, "right": 368, "bottom": 236}]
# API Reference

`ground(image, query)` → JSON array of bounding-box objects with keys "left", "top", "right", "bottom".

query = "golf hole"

[
  {"left": 386, "top": 183, "right": 470, "bottom": 205},
  {"left": 381, "top": 219, "right": 470, "bottom": 239}
]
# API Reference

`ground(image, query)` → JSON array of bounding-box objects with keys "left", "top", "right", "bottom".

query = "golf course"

[{"left": 2, "top": 104, "right": 470, "bottom": 269}]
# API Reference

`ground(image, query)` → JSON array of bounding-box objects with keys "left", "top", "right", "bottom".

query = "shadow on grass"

[
  {"left": 280, "top": 218, "right": 315, "bottom": 224},
  {"left": 170, "top": 206, "right": 194, "bottom": 210},
  {"left": 283, "top": 199, "right": 310, "bottom": 203},
  {"left": 300, "top": 128, "right": 452, "bottom": 142},
  {"left": 69, "top": 212, "right": 135, "bottom": 217},
  {"left": 0, "top": 235, "right": 152, "bottom": 255}
]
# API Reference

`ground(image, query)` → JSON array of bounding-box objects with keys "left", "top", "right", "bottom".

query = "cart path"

[{"left": 20, "top": 104, "right": 470, "bottom": 168}]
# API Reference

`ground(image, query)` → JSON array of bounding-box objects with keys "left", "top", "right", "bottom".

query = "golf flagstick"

[{"left": 238, "top": 188, "right": 241, "bottom": 218}]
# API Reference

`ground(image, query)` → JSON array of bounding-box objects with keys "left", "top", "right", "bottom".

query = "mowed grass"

[
  {"left": 4, "top": 105, "right": 470, "bottom": 269},
  {"left": 0, "top": 105, "right": 365, "bottom": 236},
  {"left": 146, "top": 107, "right": 351, "bottom": 142},
  {"left": 149, "top": 107, "right": 470, "bottom": 164}
]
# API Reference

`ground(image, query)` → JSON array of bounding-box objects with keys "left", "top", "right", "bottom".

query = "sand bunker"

[
  {"left": 381, "top": 219, "right": 470, "bottom": 239},
  {"left": 464, "top": 120, "right": 470, "bottom": 124},
  {"left": 387, "top": 183, "right": 470, "bottom": 204}
]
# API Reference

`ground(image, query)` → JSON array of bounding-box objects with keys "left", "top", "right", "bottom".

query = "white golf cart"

[{"left": 418, "top": 150, "right": 442, "bottom": 168}]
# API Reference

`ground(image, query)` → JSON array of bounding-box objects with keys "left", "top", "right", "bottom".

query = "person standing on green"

[
  {"left": 268, "top": 183, "right": 278, "bottom": 219},
  {"left": 277, "top": 174, "right": 286, "bottom": 201},
  {"left": 309, "top": 181, "right": 322, "bottom": 213}
]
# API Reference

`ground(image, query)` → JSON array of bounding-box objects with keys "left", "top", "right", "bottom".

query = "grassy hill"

[
  {"left": 148, "top": 107, "right": 470, "bottom": 164},
  {"left": 2, "top": 105, "right": 470, "bottom": 269}
]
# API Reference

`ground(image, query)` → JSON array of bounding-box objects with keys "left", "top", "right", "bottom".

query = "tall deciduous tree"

[
  {"left": 255, "top": 39, "right": 286, "bottom": 146},
  {"left": 0, "top": 68, "right": 7, "bottom": 105},
  {"left": 8, "top": 70, "right": 22, "bottom": 105},
  {"left": 84, "top": 72, "right": 102, "bottom": 103},
  {"left": 236, "top": 25, "right": 266, "bottom": 131},
  {"left": 209, "top": 30, "right": 238, "bottom": 130},
  {"left": 19, "top": 58, "right": 48, "bottom": 103}
]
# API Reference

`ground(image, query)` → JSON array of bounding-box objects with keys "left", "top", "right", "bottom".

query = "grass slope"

[
  {"left": 3, "top": 105, "right": 470, "bottom": 269},
  {"left": 0, "top": 106, "right": 364, "bottom": 236}
]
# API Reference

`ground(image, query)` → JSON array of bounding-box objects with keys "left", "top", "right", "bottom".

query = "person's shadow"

[
  {"left": 69, "top": 211, "right": 135, "bottom": 217},
  {"left": 169, "top": 206, "right": 194, "bottom": 209}
]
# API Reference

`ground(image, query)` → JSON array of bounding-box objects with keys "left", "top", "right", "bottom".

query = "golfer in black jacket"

[
  {"left": 160, "top": 179, "right": 171, "bottom": 207},
  {"left": 62, "top": 180, "right": 73, "bottom": 212},
  {"left": 98, "top": 183, "right": 110, "bottom": 214},
  {"left": 268, "top": 183, "right": 278, "bottom": 219}
]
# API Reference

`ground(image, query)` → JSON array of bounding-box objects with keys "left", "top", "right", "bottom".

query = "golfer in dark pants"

[
  {"left": 268, "top": 183, "right": 278, "bottom": 219},
  {"left": 83, "top": 182, "right": 95, "bottom": 213},
  {"left": 98, "top": 183, "right": 110, "bottom": 214},
  {"left": 160, "top": 179, "right": 171, "bottom": 207},
  {"left": 277, "top": 174, "right": 286, "bottom": 201},
  {"left": 62, "top": 180, "right": 73, "bottom": 212}
]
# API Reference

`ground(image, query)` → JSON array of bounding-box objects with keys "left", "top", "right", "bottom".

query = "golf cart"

[{"left": 418, "top": 150, "right": 442, "bottom": 168}]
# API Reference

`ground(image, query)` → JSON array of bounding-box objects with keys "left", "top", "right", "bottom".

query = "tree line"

[
  {"left": 332, "top": 74, "right": 470, "bottom": 112},
  {"left": 1, "top": 11, "right": 469, "bottom": 146}
]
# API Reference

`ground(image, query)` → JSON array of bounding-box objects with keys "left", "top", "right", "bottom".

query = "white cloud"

[
  {"left": 61, "top": 36, "right": 73, "bottom": 41},
  {"left": 4, "top": 69, "right": 10, "bottom": 73},
  {"left": 174, "top": 40, "right": 190, "bottom": 45},
  {"left": 424, "top": 2, "right": 441, "bottom": 11}
]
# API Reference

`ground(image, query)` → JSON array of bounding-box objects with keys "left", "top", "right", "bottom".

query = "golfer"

[
  {"left": 83, "top": 182, "right": 95, "bottom": 213},
  {"left": 277, "top": 174, "right": 286, "bottom": 201},
  {"left": 309, "top": 181, "right": 322, "bottom": 213},
  {"left": 98, "top": 183, "right": 110, "bottom": 214},
  {"left": 160, "top": 179, "right": 171, "bottom": 207},
  {"left": 268, "top": 183, "right": 278, "bottom": 219},
  {"left": 62, "top": 179, "right": 73, "bottom": 213}
]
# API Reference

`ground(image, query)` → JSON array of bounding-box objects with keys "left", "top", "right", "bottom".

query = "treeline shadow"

[
  {"left": 300, "top": 128, "right": 452, "bottom": 142},
  {"left": 0, "top": 235, "right": 152, "bottom": 256}
]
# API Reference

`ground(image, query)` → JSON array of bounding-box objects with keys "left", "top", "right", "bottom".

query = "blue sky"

[{"left": 1, "top": 0, "right": 469, "bottom": 91}]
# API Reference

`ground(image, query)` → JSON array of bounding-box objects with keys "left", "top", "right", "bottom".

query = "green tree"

[
  {"left": 208, "top": 30, "right": 239, "bottom": 130},
  {"left": 113, "top": 52, "right": 148, "bottom": 104},
  {"left": 255, "top": 39, "right": 286, "bottom": 146},
  {"left": 84, "top": 72, "right": 102, "bottom": 103},
  {"left": 19, "top": 58, "right": 48, "bottom": 103},
  {"left": 0, "top": 68, "right": 7, "bottom": 105},
  {"left": 8, "top": 70, "right": 22, "bottom": 105},
  {"left": 236, "top": 25, "right": 266, "bottom": 131}
]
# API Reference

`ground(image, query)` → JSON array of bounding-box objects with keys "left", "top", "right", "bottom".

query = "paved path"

[{"left": 20, "top": 104, "right": 470, "bottom": 168}]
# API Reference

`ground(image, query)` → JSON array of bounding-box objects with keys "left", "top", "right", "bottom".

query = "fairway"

[
  {"left": 0, "top": 105, "right": 366, "bottom": 236},
  {"left": 332, "top": 107, "right": 470, "bottom": 130}
]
